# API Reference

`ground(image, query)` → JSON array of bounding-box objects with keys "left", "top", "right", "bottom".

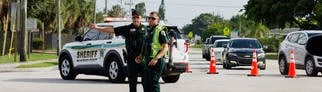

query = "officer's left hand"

[{"left": 148, "top": 58, "right": 158, "bottom": 66}]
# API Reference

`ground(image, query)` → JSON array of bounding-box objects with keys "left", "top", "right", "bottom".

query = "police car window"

[
  {"left": 83, "top": 29, "right": 99, "bottom": 40},
  {"left": 98, "top": 32, "right": 114, "bottom": 40}
]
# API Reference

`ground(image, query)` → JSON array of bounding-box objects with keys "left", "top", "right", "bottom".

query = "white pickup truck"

[{"left": 58, "top": 21, "right": 189, "bottom": 83}]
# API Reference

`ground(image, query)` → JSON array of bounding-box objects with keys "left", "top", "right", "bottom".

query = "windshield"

[
  {"left": 215, "top": 41, "right": 228, "bottom": 47},
  {"left": 210, "top": 37, "right": 229, "bottom": 44},
  {"left": 308, "top": 33, "right": 322, "bottom": 38},
  {"left": 230, "top": 39, "right": 261, "bottom": 48}
]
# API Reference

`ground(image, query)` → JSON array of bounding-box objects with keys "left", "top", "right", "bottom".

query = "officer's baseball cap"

[{"left": 132, "top": 9, "right": 142, "bottom": 16}]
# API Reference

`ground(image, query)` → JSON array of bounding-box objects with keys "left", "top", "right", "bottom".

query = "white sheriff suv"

[{"left": 58, "top": 20, "right": 189, "bottom": 83}]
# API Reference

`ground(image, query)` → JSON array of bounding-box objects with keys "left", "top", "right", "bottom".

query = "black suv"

[
  {"left": 203, "top": 36, "right": 229, "bottom": 61},
  {"left": 222, "top": 38, "right": 266, "bottom": 70}
]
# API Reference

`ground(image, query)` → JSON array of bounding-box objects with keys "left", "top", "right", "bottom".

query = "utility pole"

[
  {"left": 125, "top": 0, "right": 133, "bottom": 17},
  {"left": 57, "top": 0, "right": 61, "bottom": 54},
  {"left": 19, "top": 0, "right": 27, "bottom": 62},
  {"left": 93, "top": 0, "right": 96, "bottom": 23},
  {"left": 105, "top": 0, "right": 108, "bottom": 14}
]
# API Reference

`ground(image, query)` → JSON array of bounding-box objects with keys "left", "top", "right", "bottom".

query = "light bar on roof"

[{"left": 104, "top": 17, "right": 131, "bottom": 22}]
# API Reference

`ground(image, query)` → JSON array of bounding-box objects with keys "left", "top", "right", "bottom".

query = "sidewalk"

[{"left": 0, "top": 59, "right": 58, "bottom": 72}]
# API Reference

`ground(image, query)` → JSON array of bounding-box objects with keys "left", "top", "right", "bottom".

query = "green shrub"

[
  {"left": 32, "top": 37, "right": 44, "bottom": 50},
  {"left": 258, "top": 36, "right": 283, "bottom": 53}
]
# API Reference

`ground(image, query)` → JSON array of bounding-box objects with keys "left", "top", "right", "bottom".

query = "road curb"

[{"left": 0, "top": 59, "right": 58, "bottom": 72}]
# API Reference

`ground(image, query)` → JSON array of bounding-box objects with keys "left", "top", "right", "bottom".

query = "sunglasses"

[
  {"left": 132, "top": 16, "right": 140, "bottom": 19},
  {"left": 148, "top": 17, "right": 157, "bottom": 20}
]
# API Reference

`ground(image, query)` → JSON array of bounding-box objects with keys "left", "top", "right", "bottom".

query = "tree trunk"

[{"left": 1, "top": 0, "right": 9, "bottom": 56}]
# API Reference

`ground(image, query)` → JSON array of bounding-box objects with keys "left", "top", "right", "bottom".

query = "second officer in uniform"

[{"left": 89, "top": 10, "right": 146, "bottom": 92}]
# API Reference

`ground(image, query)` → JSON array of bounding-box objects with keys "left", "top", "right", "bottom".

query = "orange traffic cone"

[
  {"left": 207, "top": 48, "right": 219, "bottom": 74},
  {"left": 185, "top": 63, "right": 192, "bottom": 73},
  {"left": 286, "top": 49, "right": 297, "bottom": 78},
  {"left": 248, "top": 49, "right": 259, "bottom": 76}
]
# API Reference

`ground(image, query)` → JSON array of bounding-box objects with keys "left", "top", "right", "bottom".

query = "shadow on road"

[{"left": 4, "top": 78, "right": 131, "bottom": 84}]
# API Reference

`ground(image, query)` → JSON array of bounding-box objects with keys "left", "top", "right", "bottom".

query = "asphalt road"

[{"left": 1, "top": 49, "right": 322, "bottom": 92}]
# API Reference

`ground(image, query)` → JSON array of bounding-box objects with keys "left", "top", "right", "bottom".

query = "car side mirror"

[{"left": 75, "top": 36, "right": 83, "bottom": 42}]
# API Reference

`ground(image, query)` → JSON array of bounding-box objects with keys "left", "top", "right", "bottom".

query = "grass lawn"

[
  {"left": 0, "top": 53, "right": 58, "bottom": 64},
  {"left": 16, "top": 61, "right": 58, "bottom": 68},
  {"left": 266, "top": 53, "right": 278, "bottom": 60}
]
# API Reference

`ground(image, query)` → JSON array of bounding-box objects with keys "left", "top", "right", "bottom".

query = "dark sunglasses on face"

[{"left": 148, "top": 17, "right": 157, "bottom": 20}]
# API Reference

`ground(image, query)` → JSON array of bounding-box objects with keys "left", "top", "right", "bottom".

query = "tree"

[
  {"left": 27, "top": 0, "right": 57, "bottom": 33},
  {"left": 107, "top": 5, "right": 126, "bottom": 17},
  {"left": 244, "top": 0, "right": 322, "bottom": 29},
  {"left": 158, "top": 0, "right": 165, "bottom": 20},
  {"left": 182, "top": 13, "right": 224, "bottom": 38},
  {"left": 135, "top": 2, "right": 146, "bottom": 17},
  {"left": 201, "top": 23, "right": 226, "bottom": 41},
  {"left": 229, "top": 14, "right": 269, "bottom": 38}
]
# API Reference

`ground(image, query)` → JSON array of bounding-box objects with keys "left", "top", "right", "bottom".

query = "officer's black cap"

[{"left": 132, "top": 9, "right": 142, "bottom": 16}]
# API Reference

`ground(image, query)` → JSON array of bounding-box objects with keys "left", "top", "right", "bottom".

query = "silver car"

[
  {"left": 278, "top": 31, "right": 322, "bottom": 76},
  {"left": 210, "top": 39, "right": 230, "bottom": 64}
]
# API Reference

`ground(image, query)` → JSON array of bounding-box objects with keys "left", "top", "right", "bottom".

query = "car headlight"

[{"left": 257, "top": 53, "right": 265, "bottom": 58}]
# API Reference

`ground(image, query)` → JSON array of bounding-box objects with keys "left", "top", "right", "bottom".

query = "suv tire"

[
  {"left": 305, "top": 57, "right": 318, "bottom": 76},
  {"left": 162, "top": 75, "right": 180, "bottom": 83},
  {"left": 224, "top": 60, "right": 232, "bottom": 69},
  {"left": 59, "top": 55, "right": 77, "bottom": 80},
  {"left": 279, "top": 55, "right": 288, "bottom": 75},
  {"left": 107, "top": 57, "right": 126, "bottom": 83}
]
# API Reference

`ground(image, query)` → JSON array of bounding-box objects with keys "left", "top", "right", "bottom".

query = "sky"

[{"left": 96, "top": 0, "right": 249, "bottom": 28}]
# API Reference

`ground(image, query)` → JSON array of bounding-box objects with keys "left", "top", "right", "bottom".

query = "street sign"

[
  {"left": 223, "top": 27, "right": 230, "bottom": 36},
  {"left": 26, "top": 18, "right": 37, "bottom": 31},
  {"left": 188, "top": 31, "right": 193, "bottom": 38}
]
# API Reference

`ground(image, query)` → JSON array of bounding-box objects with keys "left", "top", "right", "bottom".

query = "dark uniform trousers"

[
  {"left": 127, "top": 55, "right": 144, "bottom": 92},
  {"left": 142, "top": 57, "right": 165, "bottom": 92}
]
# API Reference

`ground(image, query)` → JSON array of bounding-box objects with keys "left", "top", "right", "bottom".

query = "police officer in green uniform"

[
  {"left": 89, "top": 10, "right": 147, "bottom": 92},
  {"left": 138, "top": 11, "right": 169, "bottom": 92}
]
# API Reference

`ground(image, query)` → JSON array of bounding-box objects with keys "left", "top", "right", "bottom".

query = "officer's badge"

[{"left": 130, "top": 29, "right": 136, "bottom": 32}]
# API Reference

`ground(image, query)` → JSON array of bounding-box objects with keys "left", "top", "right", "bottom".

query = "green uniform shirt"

[
  {"left": 114, "top": 23, "right": 147, "bottom": 58},
  {"left": 142, "top": 24, "right": 169, "bottom": 57}
]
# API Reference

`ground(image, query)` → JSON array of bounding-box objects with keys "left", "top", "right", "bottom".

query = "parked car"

[
  {"left": 202, "top": 38, "right": 210, "bottom": 58},
  {"left": 222, "top": 38, "right": 266, "bottom": 70},
  {"left": 278, "top": 31, "right": 322, "bottom": 76},
  {"left": 210, "top": 39, "right": 230, "bottom": 64},
  {"left": 204, "top": 36, "right": 230, "bottom": 61},
  {"left": 58, "top": 20, "right": 189, "bottom": 83}
]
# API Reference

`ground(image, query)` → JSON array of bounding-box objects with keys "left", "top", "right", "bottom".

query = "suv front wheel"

[
  {"left": 59, "top": 55, "right": 77, "bottom": 80},
  {"left": 279, "top": 56, "right": 288, "bottom": 75},
  {"left": 107, "top": 57, "right": 126, "bottom": 83},
  {"left": 305, "top": 57, "right": 318, "bottom": 76}
]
